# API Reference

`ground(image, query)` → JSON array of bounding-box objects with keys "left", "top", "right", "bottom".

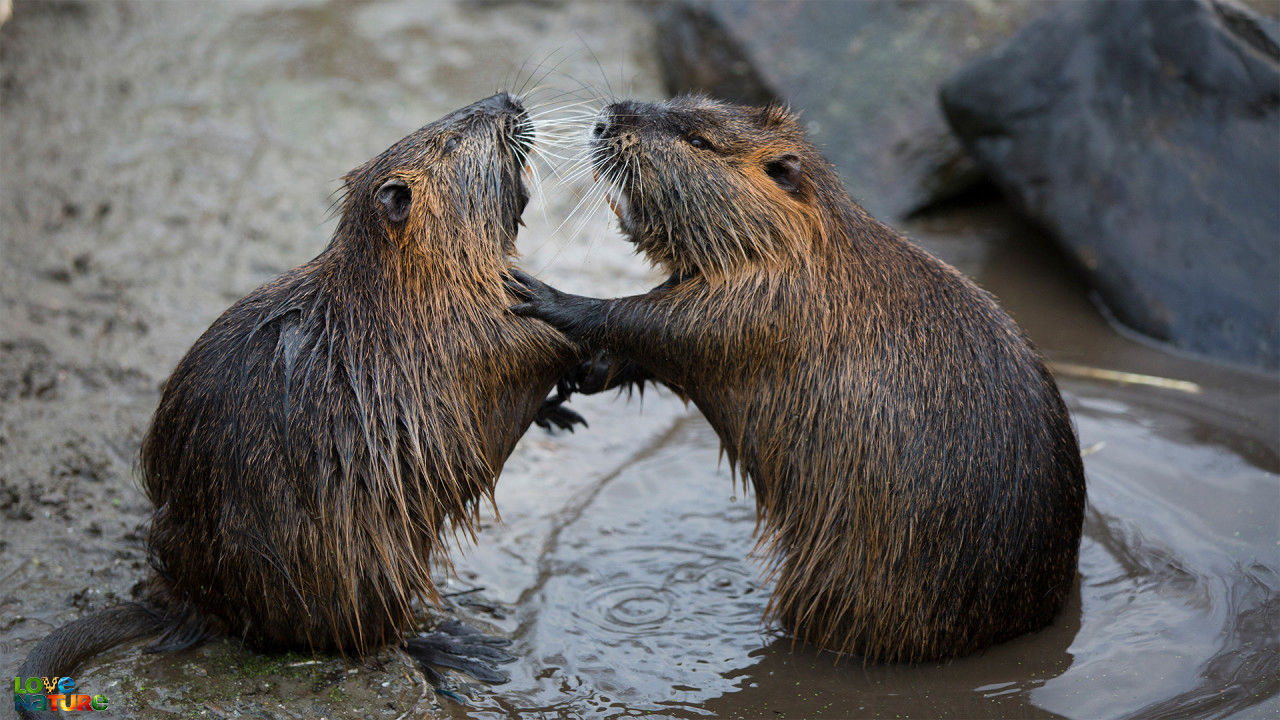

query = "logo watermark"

[{"left": 12, "top": 676, "right": 109, "bottom": 713}]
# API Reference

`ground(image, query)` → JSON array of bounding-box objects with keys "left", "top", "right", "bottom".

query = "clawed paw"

[
  {"left": 504, "top": 268, "right": 553, "bottom": 309},
  {"left": 503, "top": 268, "right": 540, "bottom": 293},
  {"left": 404, "top": 620, "right": 516, "bottom": 688},
  {"left": 534, "top": 398, "right": 587, "bottom": 433},
  {"left": 503, "top": 268, "right": 604, "bottom": 342},
  {"left": 503, "top": 268, "right": 577, "bottom": 332}
]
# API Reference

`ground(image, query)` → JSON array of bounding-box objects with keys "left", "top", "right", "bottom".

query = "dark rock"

[
  {"left": 652, "top": 2, "right": 780, "bottom": 106},
  {"left": 941, "top": 0, "right": 1280, "bottom": 370},
  {"left": 650, "top": 0, "right": 1049, "bottom": 218}
]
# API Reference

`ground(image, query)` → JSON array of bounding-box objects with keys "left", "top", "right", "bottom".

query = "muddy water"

[
  {"left": 2, "top": 2, "right": 1277, "bottom": 719},
  {"left": 448, "top": 204, "right": 1280, "bottom": 720}
]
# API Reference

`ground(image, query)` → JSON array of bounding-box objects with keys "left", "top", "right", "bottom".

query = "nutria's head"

[
  {"left": 336, "top": 92, "right": 533, "bottom": 274},
  {"left": 589, "top": 95, "right": 839, "bottom": 278}
]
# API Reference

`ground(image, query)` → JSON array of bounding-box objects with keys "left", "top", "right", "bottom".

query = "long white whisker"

[
  {"left": 527, "top": 98, "right": 600, "bottom": 113},
  {"left": 547, "top": 150, "right": 596, "bottom": 179},
  {"left": 575, "top": 157, "right": 626, "bottom": 263},
  {"left": 548, "top": 164, "right": 597, "bottom": 192}
]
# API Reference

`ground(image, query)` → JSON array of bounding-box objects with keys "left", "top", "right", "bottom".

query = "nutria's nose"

[
  {"left": 597, "top": 100, "right": 645, "bottom": 139},
  {"left": 477, "top": 92, "right": 523, "bottom": 114}
]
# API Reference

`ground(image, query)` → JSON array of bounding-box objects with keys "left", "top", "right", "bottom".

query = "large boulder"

[
  {"left": 653, "top": 2, "right": 781, "bottom": 107},
  {"left": 650, "top": 0, "right": 1050, "bottom": 219},
  {"left": 942, "top": 0, "right": 1280, "bottom": 371}
]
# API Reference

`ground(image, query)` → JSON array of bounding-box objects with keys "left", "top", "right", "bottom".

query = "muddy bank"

[{"left": 1, "top": 1, "right": 662, "bottom": 716}]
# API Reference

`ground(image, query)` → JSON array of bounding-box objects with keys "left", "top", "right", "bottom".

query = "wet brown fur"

[
  {"left": 139, "top": 93, "right": 576, "bottom": 656},
  {"left": 520, "top": 95, "right": 1086, "bottom": 663},
  {"left": 21, "top": 94, "right": 574, "bottom": 685}
]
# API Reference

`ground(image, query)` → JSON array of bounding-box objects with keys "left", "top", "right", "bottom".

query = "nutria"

[
  {"left": 17, "top": 92, "right": 580, "bottom": 714},
  {"left": 509, "top": 95, "right": 1087, "bottom": 663}
]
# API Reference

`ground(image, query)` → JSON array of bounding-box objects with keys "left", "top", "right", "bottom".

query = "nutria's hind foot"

[
  {"left": 534, "top": 399, "right": 587, "bottom": 433},
  {"left": 534, "top": 378, "right": 588, "bottom": 433},
  {"left": 404, "top": 620, "right": 515, "bottom": 687}
]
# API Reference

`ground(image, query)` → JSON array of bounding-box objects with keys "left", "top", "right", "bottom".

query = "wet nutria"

[
  {"left": 509, "top": 95, "right": 1087, "bottom": 663},
  {"left": 17, "top": 92, "right": 579, "bottom": 712}
]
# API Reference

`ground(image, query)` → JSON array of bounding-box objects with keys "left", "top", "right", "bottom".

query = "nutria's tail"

[{"left": 16, "top": 602, "right": 199, "bottom": 719}]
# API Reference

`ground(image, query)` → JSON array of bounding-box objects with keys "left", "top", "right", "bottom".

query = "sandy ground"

[{"left": 1, "top": 1, "right": 663, "bottom": 717}]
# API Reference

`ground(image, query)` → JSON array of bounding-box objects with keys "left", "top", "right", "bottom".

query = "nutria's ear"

[
  {"left": 765, "top": 154, "right": 803, "bottom": 194},
  {"left": 376, "top": 179, "right": 412, "bottom": 224}
]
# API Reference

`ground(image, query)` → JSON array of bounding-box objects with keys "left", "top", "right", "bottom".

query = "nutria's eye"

[
  {"left": 442, "top": 135, "right": 461, "bottom": 155},
  {"left": 376, "top": 179, "right": 412, "bottom": 224},
  {"left": 765, "top": 155, "right": 803, "bottom": 194},
  {"left": 687, "top": 135, "right": 710, "bottom": 150}
]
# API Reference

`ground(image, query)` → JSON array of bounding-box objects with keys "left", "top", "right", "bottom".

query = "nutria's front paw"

[
  {"left": 566, "top": 353, "right": 652, "bottom": 396},
  {"left": 504, "top": 268, "right": 593, "bottom": 338},
  {"left": 504, "top": 267, "right": 551, "bottom": 303},
  {"left": 505, "top": 268, "right": 560, "bottom": 321}
]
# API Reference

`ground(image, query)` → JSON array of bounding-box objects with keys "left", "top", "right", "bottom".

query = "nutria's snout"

[
  {"left": 589, "top": 101, "right": 645, "bottom": 160},
  {"left": 504, "top": 103, "right": 533, "bottom": 235},
  {"left": 589, "top": 101, "right": 652, "bottom": 235},
  {"left": 452, "top": 92, "right": 531, "bottom": 162},
  {"left": 487, "top": 92, "right": 533, "bottom": 157},
  {"left": 593, "top": 100, "right": 648, "bottom": 139},
  {"left": 464, "top": 92, "right": 532, "bottom": 242},
  {"left": 477, "top": 90, "right": 523, "bottom": 114}
]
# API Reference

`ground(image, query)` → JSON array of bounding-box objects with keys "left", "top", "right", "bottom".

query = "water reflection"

[{"left": 451, "top": 373, "right": 1276, "bottom": 719}]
